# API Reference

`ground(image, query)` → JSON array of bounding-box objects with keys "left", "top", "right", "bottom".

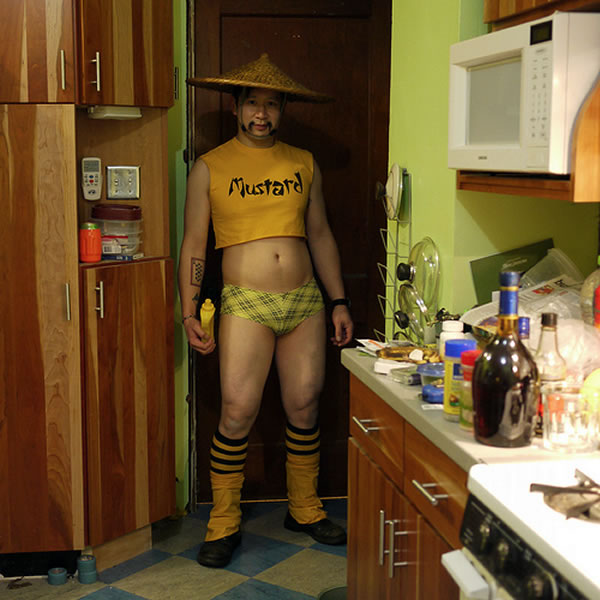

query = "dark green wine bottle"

[{"left": 472, "top": 271, "right": 539, "bottom": 447}]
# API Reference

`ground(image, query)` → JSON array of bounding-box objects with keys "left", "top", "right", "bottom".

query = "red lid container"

[{"left": 91, "top": 204, "right": 142, "bottom": 220}]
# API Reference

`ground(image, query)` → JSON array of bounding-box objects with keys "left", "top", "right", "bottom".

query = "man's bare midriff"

[{"left": 222, "top": 237, "right": 314, "bottom": 293}]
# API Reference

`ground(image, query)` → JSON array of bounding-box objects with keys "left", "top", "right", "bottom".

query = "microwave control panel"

[{"left": 525, "top": 44, "right": 551, "bottom": 145}]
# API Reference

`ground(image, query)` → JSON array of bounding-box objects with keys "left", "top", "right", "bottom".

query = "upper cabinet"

[
  {"left": 0, "top": 0, "right": 173, "bottom": 107},
  {"left": 0, "top": 1, "right": 76, "bottom": 103},
  {"left": 77, "top": 0, "right": 174, "bottom": 107},
  {"left": 484, "top": 0, "right": 600, "bottom": 28}
]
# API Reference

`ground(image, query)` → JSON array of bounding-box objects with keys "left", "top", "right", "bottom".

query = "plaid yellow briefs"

[{"left": 221, "top": 278, "right": 324, "bottom": 336}]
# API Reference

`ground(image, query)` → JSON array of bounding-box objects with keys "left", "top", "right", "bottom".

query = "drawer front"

[
  {"left": 404, "top": 423, "right": 467, "bottom": 549},
  {"left": 349, "top": 375, "right": 404, "bottom": 486}
]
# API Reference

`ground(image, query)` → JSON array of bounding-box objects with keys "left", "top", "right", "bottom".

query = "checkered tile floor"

[{"left": 3, "top": 499, "right": 347, "bottom": 600}]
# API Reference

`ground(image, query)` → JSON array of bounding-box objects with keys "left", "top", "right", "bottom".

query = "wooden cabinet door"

[
  {"left": 81, "top": 258, "right": 175, "bottom": 546},
  {"left": 0, "top": 0, "right": 76, "bottom": 103},
  {"left": 348, "top": 439, "right": 417, "bottom": 599},
  {"left": 77, "top": 0, "right": 173, "bottom": 107},
  {"left": 416, "top": 514, "right": 460, "bottom": 600},
  {"left": 0, "top": 104, "right": 83, "bottom": 552}
]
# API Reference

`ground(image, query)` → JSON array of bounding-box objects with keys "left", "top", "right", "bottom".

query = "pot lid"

[
  {"left": 397, "top": 283, "right": 435, "bottom": 343},
  {"left": 396, "top": 236, "right": 440, "bottom": 309}
]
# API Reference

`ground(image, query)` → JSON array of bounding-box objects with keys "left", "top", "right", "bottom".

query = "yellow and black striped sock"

[
  {"left": 206, "top": 430, "right": 248, "bottom": 541},
  {"left": 285, "top": 422, "right": 326, "bottom": 525}
]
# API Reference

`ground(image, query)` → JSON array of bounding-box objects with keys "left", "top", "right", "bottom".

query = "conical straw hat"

[{"left": 187, "top": 53, "right": 333, "bottom": 103}]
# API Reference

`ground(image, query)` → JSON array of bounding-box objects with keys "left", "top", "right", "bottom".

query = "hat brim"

[{"left": 187, "top": 76, "right": 333, "bottom": 103}]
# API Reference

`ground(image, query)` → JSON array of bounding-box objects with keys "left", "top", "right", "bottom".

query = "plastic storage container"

[
  {"left": 580, "top": 255, "right": 600, "bottom": 326},
  {"left": 91, "top": 203, "right": 143, "bottom": 257},
  {"left": 520, "top": 247, "right": 583, "bottom": 289}
]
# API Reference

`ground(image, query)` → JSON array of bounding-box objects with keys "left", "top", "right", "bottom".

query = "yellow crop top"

[{"left": 201, "top": 137, "right": 313, "bottom": 249}]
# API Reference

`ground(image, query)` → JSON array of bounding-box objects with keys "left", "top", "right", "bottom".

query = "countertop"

[{"left": 341, "top": 348, "right": 599, "bottom": 472}]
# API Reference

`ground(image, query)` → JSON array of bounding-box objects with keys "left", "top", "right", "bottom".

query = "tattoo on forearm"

[{"left": 190, "top": 257, "right": 205, "bottom": 287}]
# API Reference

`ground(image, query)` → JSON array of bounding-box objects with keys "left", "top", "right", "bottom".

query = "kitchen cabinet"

[
  {"left": 0, "top": 0, "right": 173, "bottom": 107},
  {"left": 81, "top": 259, "right": 174, "bottom": 546},
  {"left": 0, "top": 1, "right": 76, "bottom": 103},
  {"left": 484, "top": 0, "right": 600, "bottom": 27},
  {"left": 0, "top": 104, "right": 83, "bottom": 552},
  {"left": 0, "top": 102, "right": 174, "bottom": 556},
  {"left": 347, "top": 375, "right": 462, "bottom": 599},
  {"left": 77, "top": 0, "right": 174, "bottom": 107}
]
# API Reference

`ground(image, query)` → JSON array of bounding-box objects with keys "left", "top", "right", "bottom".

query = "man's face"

[{"left": 234, "top": 88, "right": 283, "bottom": 138}]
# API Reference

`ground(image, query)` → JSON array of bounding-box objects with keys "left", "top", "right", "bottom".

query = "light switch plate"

[{"left": 106, "top": 165, "right": 140, "bottom": 199}]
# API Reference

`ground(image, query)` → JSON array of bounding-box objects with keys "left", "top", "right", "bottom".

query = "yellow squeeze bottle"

[{"left": 200, "top": 299, "right": 215, "bottom": 339}]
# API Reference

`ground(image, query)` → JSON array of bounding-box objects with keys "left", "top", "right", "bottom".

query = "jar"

[
  {"left": 79, "top": 222, "right": 101, "bottom": 262},
  {"left": 443, "top": 338, "right": 477, "bottom": 421},
  {"left": 459, "top": 349, "right": 482, "bottom": 431},
  {"left": 438, "top": 320, "right": 465, "bottom": 359}
]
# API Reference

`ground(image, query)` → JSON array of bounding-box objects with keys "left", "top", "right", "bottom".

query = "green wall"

[{"left": 389, "top": 0, "right": 599, "bottom": 323}]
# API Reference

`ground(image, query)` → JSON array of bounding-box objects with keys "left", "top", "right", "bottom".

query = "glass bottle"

[
  {"left": 472, "top": 271, "right": 539, "bottom": 447},
  {"left": 533, "top": 312, "right": 567, "bottom": 436}
]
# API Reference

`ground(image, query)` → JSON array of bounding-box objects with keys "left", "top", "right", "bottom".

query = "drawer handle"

[
  {"left": 352, "top": 416, "right": 381, "bottom": 434},
  {"left": 411, "top": 480, "right": 449, "bottom": 506}
]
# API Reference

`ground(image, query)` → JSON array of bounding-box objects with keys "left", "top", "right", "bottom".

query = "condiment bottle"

[
  {"left": 438, "top": 320, "right": 465, "bottom": 359},
  {"left": 459, "top": 349, "right": 482, "bottom": 432},
  {"left": 200, "top": 299, "right": 215, "bottom": 340},
  {"left": 443, "top": 338, "right": 477, "bottom": 422},
  {"left": 79, "top": 222, "right": 101, "bottom": 262},
  {"left": 472, "top": 271, "right": 539, "bottom": 447},
  {"left": 533, "top": 312, "right": 567, "bottom": 435}
]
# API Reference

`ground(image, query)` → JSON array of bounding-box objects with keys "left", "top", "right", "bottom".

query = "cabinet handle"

[
  {"left": 95, "top": 281, "right": 104, "bottom": 318},
  {"left": 387, "top": 520, "right": 410, "bottom": 577},
  {"left": 91, "top": 51, "right": 101, "bottom": 91},
  {"left": 65, "top": 283, "right": 71, "bottom": 321},
  {"left": 411, "top": 479, "right": 449, "bottom": 506},
  {"left": 352, "top": 416, "right": 381, "bottom": 434},
  {"left": 378, "top": 510, "right": 386, "bottom": 565},
  {"left": 60, "top": 49, "right": 66, "bottom": 91}
]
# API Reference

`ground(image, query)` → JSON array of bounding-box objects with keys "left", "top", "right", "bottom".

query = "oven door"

[{"left": 442, "top": 549, "right": 516, "bottom": 600}]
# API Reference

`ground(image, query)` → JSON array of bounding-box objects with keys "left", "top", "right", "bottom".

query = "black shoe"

[
  {"left": 284, "top": 511, "right": 346, "bottom": 545},
  {"left": 196, "top": 530, "right": 241, "bottom": 568}
]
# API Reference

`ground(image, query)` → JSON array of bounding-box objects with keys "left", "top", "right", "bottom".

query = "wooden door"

[
  {"left": 347, "top": 440, "right": 417, "bottom": 599},
  {"left": 81, "top": 259, "right": 175, "bottom": 546},
  {"left": 77, "top": 0, "right": 174, "bottom": 107},
  {"left": 0, "top": 0, "right": 76, "bottom": 103},
  {"left": 0, "top": 104, "right": 83, "bottom": 552},
  {"left": 191, "top": 0, "right": 391, "bottom": 502}
]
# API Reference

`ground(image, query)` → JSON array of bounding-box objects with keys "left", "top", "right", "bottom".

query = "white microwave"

[{"left": 448, "top": 11, "right": 600, "bottom": 174}]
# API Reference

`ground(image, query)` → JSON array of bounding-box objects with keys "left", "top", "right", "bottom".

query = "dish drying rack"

[{"left": 374, "top": 165, "right": 412, "bottom": 343}]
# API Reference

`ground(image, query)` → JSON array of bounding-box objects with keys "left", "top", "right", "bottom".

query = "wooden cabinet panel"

[
  {"left": 484, "top": 0, "right": 600, "bottom": 26},
  {"left": 0, "top": 1, "right": 76, "bottom": 103},
  {"left": 347, "top": 439, "right": 417, "bottom": 600},
  {"left": 349, "top": 376, "right": 404, "bottom": 485},
  {"left": 0, "top": 104, "right": 84, "bottom": 552},
  {"left": 404, "top": 423, "right": 468, "bottom": 549},
  {"left": 77, "top": 0, "right": 174, "bottom": 107},
  {"left": 82, "top": 258, "right": 175, "bottom": 546},
  {"left": 417, "top": 514, "right": 459, "bottom": 600}
]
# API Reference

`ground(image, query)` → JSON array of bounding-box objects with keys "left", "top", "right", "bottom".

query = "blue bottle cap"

[
  {"left": 445, "top": 338, "right": 477, "bottom": 358},
  {"left": 500, "top": 271, "right": 520, "bottom": 287}
]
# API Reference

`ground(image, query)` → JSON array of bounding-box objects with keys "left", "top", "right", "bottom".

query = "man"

[{"left": 179, "top": 53, "right": 353, "bottom": 568}]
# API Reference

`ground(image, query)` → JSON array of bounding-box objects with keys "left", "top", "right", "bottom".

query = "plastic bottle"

[
  {"left": 79, "top": 222, "right": 102, "bottom": 262},
  {"left": 459, "top": 349, "right": 482, "bottom": 432},
  {"left": 580, "top": 255, "right": 600, "bottom": 325},
  {"left": 472, "top": 271, "right": 539, "bottom": 447},
  {"left": 438, "top": 320, "right": 465, "bottom": 359},
  {"left": 443, "top": 338, "right": 477, "bottom": 422},
  {"left": 200, "top": 299, "right": 215, "bottom": 339}
]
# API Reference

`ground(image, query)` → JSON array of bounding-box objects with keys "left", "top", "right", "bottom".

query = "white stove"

[{"left": 443, "top": 457, "right": 600, "bottom": 599}]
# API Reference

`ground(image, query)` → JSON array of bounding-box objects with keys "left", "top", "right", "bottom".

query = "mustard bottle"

[{"left": 200, "top": 299, "right": 215, "bottom": 340}]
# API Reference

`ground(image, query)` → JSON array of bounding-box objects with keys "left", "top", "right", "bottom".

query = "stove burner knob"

[
  {"left": 525, "top": 572, "right": 558, "bottom": 600},
  {"left": 494, "top": 539, "right": 513, "bottom": 572},
  {"left": 478, "top": 522, "right": 492, "bottom": 553}
]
